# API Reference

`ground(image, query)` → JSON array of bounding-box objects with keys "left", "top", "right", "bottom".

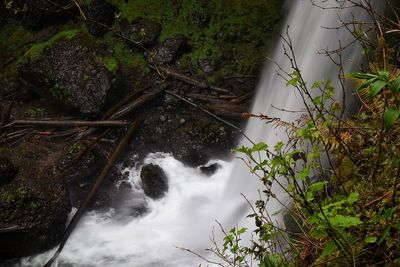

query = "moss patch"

[
  {"left": 102, "top": 56, "right": 119, "bottom": 73},
  {"left": 18, "top": 29, "right": 82, "bottom": 65},
  {"left": 106, "top": 0, "right": 283, "bottom": 81}
]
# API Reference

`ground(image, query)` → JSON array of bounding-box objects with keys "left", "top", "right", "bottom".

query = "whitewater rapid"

[{"left": 20, "top": 153, "right": 235, "bottom": 267}]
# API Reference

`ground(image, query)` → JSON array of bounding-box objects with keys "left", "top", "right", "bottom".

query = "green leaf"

[
  {"left": 329, "top": 215, "right": 363, "bottom": 228},
  {"left": 377, "top": 70, "right": 389, "bottom": 81},
  {"left": 365, "top": 236, "right": 377, "bottom": 243},
  {"left": 308, "top": 181, "right": 326, "bottom": 193},
  {"left": 389, "top": 75, "right": 400, "bottom": 94},
  {"left": 234, "top": 146, "right": 251, "bottom": 155},
  {"left": 346, "top": 192, "right": 359, "bottom": 204},
  {"left": 357, "top": 78, "right": 376, "bottom": 90},
  {"left": 384, "top": 107, "right": 400, "bottom": 129},
  {"left": 320, "top": 241, "right": 338, "bottom": 258},
  {"left": 251, "top": 142, "right": 268, "bottom": 152},
  {"left": 348, "top": 72, "right": 377, "bottom": 80},
  {"left": 369, "top": 80, "right": 387, "bottom": 98},
  {"left": 378, "top": 227, "right": 390, "bottom": 245}
]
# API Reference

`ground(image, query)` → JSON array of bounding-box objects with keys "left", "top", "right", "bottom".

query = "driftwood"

[
  {"left": 44, "top": 117, "right": 144, "bottom": 267},
  {"left": 11, "top": 119, "right": 129, "bottom": 128},
  {"left": 156, "top": 66, "right": 230, "bottom": 93}
]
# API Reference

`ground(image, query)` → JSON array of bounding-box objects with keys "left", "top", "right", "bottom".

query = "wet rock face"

[
  {"left": 85, "top": 0, "right": 117, "bottom": 37},
  {"left": 0, "top": 140, "right": 71, "bottom": 259},
  {"left": 140, "top": 164, "right": 168, "bottom": 199},
  {"left": 147, "top": 34, "right": 187, "bottom": 64},
  {"left": 0, "top": 158, "right": 18, "bottom": 186},
  {"left": 199, "top": 163, "right": 221, "bottom": 176},
  {"left": 20, "top": 34, "right": 116, "bottom": 117},
  {"left": 131, "top": 93, "right": 237, "bottom": 167},
  {"left": 120, "top": 17, "right": 162, "bottom": 47},
  {"left": 7, "top": 0, "right": 75, "bottom": 29}
]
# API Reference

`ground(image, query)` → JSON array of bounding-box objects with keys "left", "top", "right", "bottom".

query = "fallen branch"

[
  {"left": 110, "top": 87, "right": 166, "bottom": 119},
  {"left": 206, "top": 102, "right": 248, "bottom": 118},
  {"left": 44, "top": 117, "right": 144, "bottom": 267},
  {"left": 155, "top": 66, "right": 231, "bottom": 93},
  {"left": 230, "top": 91, "right": 254, "bottom": 104},
  {"left": 11, "top": 119, "right": 129, "bottom": 128},
  {"left": 166, "top": 90, "right": 241, "bottom": 131},
  {"left": 103, "top": 85, "right": 152, "bottom": 119}
]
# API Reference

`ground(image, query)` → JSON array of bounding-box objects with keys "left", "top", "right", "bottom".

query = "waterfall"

[{"left": 19, "top": 1, "right": 375, "bottom": 266}]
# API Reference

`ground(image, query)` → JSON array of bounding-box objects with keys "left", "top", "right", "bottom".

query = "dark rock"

[
  {"left": 0, "top": 139, "right": 71, "bottom": 259},
  {"left": 199, "top": 163, "right": 221, "bottom": 176},
  {"left": 140, "top": 164, "right": 168, "bottom": 199},
  {"left": 199, "top": 59, "right": 215, "bottom": 74},
  {"left": 20, "top": 33, "right": 117, "bottom": 117},
  {"left": 120, "top": 17, "right": 161, "bottom": 47},
  {"left": 0, "top": 158, "right": 18, "bottom": 186},
  {"left": 85, "top": 0, "right": 117, "bottom": 37},
  {"left": 130, "top": 92, "right": 238, "bottom": 167},
  {"left": 147, "top": 35, "right": 187, "bottom": 64},
  {"left": 283, "top": 211, "right": 301, "bottom": 235},
  {"left": 6, "top": 0, "right": 75, "bottom": 29},
  {"left": 64, "top": 147, "right": 118, "bottom": 211}
]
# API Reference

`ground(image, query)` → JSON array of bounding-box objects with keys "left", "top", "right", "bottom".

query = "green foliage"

[{"left": 348, "top": 70, "right": 400, "bottom": 129}]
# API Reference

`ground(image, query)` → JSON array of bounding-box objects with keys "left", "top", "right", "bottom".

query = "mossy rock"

[
  {"left": 19, "top": 31, "right": 122, "bottom": 117},
  {"left": 0, "top": 139, "right": 71, "bottom": 259}
]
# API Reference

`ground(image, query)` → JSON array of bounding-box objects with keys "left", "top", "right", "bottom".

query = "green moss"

[
  {"left": 101, "top": 32, "right": 149, "bottom": 72},
  {"left": 102, "top": 56, "right": 119, "bottom": 73},
  {"left": 105, "top": 0, "right": 282, "bottom": 80},
  {"left": 18, "top": 29, "right": 82, "bottom": 65}
]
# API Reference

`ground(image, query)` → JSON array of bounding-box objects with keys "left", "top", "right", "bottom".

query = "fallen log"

[
  {"left": 44, "top": 117, "right": 144, "bottom": 267},
  {"left": 11, "top": 119, "right": 129, "bottom": 128}
]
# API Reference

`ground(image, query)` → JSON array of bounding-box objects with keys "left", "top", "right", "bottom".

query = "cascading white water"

[{"left": 19, "top": 1, "right": 374, "bottom": 266}]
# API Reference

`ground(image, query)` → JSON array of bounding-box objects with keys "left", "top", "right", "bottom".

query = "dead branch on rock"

[{"left": 44, "top": 117, "right": 144, "bottom": 267}]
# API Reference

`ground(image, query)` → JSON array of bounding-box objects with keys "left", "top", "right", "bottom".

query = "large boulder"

[
  {"left": 85, "top": 0, "right": 117, "bottom": 37},
  {"left": 20, "top": 32, "right": 118, "bottom": 117},
  {"left": 140, "top": 164, "right": 168, "bottom": 199},
  {"left": 0, "top": 139, "right": 71, "bottom": 259}
]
